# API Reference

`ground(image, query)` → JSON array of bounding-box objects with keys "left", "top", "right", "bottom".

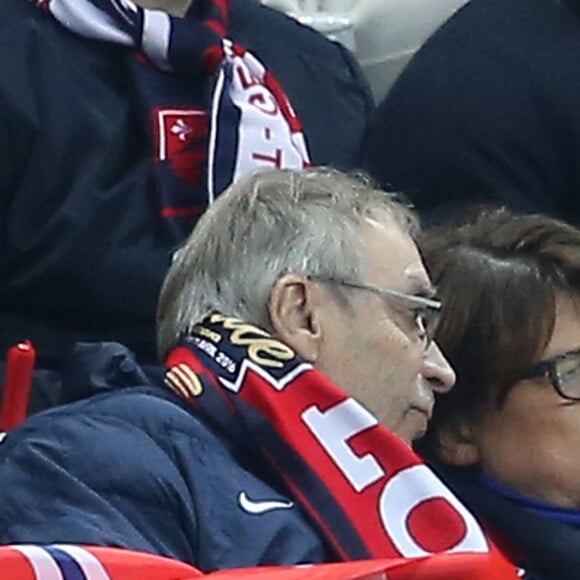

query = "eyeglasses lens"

[
  {"left": 418, "top": 308, "right": 440, "bottom": 346},
  {"left": 555, "top": 352, "right": 580, "bottom": 400}
]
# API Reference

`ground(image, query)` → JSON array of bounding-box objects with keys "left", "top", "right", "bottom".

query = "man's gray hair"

[{"left": 157, "top": 166, "right": 418, "bottom": 357}]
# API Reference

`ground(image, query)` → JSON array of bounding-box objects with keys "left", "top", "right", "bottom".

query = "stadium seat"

[{"left": 262, "top": 0, "right": 471, "bottom": 102}]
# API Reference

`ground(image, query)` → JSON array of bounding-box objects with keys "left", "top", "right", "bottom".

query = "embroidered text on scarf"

[
  {"left": 165, "top": 314, "right": 492, "bottom": 560},
  {"left": 33, "top": 0, "right": 310, "bottom": 240}
]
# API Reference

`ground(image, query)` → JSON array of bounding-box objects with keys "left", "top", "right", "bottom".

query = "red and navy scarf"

[
  {"left": 165, "top": 314, "right": 495, "bottom": 561},
  {"left": 33, "top": 0, "right": 310, "bottom": 240},
  {"left": 0, "top": 543, "right": 518, "bottom": 578}
]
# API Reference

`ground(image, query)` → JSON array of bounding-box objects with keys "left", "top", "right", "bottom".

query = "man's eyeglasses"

[
  {"left": 309, "top": 277, "right": 441, "bottom": 348},
  {"left": 524, "top": 348, "right": 580, "bottom": 402}
]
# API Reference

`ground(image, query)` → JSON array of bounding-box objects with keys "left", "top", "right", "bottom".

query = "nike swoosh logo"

[{"left": 237, "top": 491, "right": 294, "bottom": 514}]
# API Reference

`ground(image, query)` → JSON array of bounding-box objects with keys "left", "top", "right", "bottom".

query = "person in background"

[
  {"left": 362, "top": 0, "right": 580, "bottom": 226},
  {"left": 418, "top": 209, "right": 580, "bottom": 579},
  {"left": 0, "top": 167, "right": 471, "bottom": 571},
  {"left": 0, "top": 0, "right": 372, "bottom": 412}
]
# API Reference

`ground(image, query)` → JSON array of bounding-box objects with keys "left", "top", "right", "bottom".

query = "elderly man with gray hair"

[
  {"left": 0, "top": 167, "right": 504, "bottom": 571},
  {"left": 157, "top": 167, "right": 455, "bottom": 442}
]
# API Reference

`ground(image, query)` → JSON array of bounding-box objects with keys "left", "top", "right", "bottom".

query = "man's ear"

[
  {"left": 436, "top": 422, "right": 481, "bottom": 467},
  {"left": 268, "top": 274, "right": 322, "bottom": 363}
]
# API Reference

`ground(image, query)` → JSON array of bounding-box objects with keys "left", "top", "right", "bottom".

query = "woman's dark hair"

[{"left": 416, "top": 209, "right": 580, "bottom": 461}]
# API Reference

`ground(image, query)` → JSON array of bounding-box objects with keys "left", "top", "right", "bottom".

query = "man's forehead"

[{"left": 360, "top": 217, "right": 432, "bottom": 291}]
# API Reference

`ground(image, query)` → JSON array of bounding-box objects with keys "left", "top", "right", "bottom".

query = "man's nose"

[{"left": 421, "top": 341, "right": 456, "bottom": 393}]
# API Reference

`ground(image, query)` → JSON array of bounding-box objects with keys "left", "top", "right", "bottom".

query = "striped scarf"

[{"left": 34, "top": 0, "right": 310, "bottom": 240}]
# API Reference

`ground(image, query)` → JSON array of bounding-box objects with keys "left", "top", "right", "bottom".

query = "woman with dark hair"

[{"left": 418, "top": 209, "right": 580, "bottom": 580}]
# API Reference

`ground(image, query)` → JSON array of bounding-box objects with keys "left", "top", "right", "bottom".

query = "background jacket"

[
  {"left": 362, "top": 0, "right": 580, "bottom": 225},
  {"left": 0, "top": 343, "right": 329, "bottom": 570},
  {"left": 0, "top": 0, "right": 373, "bottom": 378}
]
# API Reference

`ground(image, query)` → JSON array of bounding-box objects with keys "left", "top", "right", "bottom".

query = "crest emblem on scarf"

[{"left": 154, "top": 108, "right": 208, "bottom": 188}]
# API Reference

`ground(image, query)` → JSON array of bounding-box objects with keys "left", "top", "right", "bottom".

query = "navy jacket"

[
  {"left": 0, "top": 344, "right": 328, "bottom": 570},
  {"left": 362, "top": 0, "right": 580, "bottom": 225},
  {"left": 0, "top": 0, "right": 372, "bottom": 374}
]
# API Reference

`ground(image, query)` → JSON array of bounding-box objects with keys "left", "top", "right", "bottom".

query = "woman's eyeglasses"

[{"left": 524, "top": 348, "right": 580, "bottom": 402}]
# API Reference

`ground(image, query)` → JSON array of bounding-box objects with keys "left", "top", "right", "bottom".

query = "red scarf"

[
  {"left": 0, "top": 544, "right": 518, "bottom": 578},
  {"left": 165, "top": 314, "right": 495, "bottom": 560}
]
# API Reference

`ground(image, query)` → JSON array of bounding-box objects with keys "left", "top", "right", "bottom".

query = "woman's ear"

[
  {"left": 436, "top": 422, "right": 481, "bottom": 467},
  {"left": 268, "top": 274, "right": 323, "bottom": 363}
]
